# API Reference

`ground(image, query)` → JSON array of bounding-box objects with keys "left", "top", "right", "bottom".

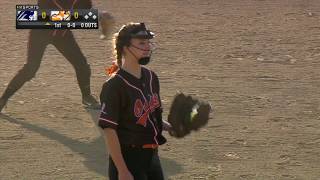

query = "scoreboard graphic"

[{"left": 16, "top": 5, "right": 98, "bottom": 29}]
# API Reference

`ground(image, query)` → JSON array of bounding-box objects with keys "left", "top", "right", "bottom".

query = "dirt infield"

[{"left": 1, "top": 0, "right": 320, "bottom": 179}]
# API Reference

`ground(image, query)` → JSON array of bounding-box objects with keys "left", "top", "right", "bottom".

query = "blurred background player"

[{"left": 0, "top": 0, "right": 115, "bottom": 112}]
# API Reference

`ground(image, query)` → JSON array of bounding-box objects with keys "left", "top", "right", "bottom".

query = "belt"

[
  {"left": 142, "top": 144, "right": 158, "bottom": 149},
  {"left": 123, "top": 144, "right": 159, "bottom": 149}
]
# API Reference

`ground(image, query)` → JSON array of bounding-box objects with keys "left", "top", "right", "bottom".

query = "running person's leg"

[
  {"left": 0, "top": 30, "right": 49, "bottom": 112},
  {"left": 52, "top": 31, "right": 99, "bottom": 109}
]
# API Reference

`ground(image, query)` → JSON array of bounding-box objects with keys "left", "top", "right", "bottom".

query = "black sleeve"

[{"left": 98, "top": 78, "right": 121, "bottom": 129}]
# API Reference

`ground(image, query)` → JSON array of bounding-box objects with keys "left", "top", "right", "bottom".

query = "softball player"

[
  {"left": 0, "top": 0, "right": 105, "bottom": 112},
  {"left": 99, "top": 23, "right": 171, "bottom": 180}
]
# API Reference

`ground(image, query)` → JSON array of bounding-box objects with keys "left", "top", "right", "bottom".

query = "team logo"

[
  {"left": 134, "top": 99, "right": 144, "bottom": 118},
  {"left": 50, "top": 11, "right": 71, "bottom": 21},
  {"left": 17, "top": 10, "right": 38, "bottom": 21},
  {"left": 135, "top": 94, "right": 160, "bottom": 127}
]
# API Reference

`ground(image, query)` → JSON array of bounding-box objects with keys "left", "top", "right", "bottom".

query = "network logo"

[{"left": 17, "top": 10, "right": 38, "bottom": 21}]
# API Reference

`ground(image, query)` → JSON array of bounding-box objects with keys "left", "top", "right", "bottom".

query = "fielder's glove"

[{"left": 168, "top": 92, "right": 213, "bottom": 138}]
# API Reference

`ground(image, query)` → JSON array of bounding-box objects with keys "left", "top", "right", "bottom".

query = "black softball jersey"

[{"left": 98, "top": 67, "right": 167, "bottom": 146}]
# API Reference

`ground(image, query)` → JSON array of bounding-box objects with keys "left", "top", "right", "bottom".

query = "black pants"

[
  {"left": 1, "top": 29, "right": 91, "bottom": 100},
  {"left": 109, "top": 146, "right": 164, "bottom": 180}
]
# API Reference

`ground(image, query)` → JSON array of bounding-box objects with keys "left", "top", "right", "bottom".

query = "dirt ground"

[{"left": 1, "top": 0, "right": 320, "bottom": 179}]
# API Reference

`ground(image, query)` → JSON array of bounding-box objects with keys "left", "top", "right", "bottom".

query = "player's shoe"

[
  {"left": 82, "top": 94, "right": 100, "bottom": 109},
  {"left": 99, "top": 11, "right": 116, "bottom": 40},
  {"left": 0, "top": 98, "right": 8, "bottom": 113}
]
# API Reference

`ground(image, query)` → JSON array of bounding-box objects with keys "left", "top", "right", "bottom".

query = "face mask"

[
  {"left": 138, "top": 57, "right": 150, "bottom": 65},
  {"left": 128, "top": 44, "right": 152, "bottom": 65}
]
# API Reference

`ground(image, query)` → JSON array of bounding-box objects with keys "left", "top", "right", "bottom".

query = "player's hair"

[{"left": 106, "top": 22, "right": 150, "bottom": 76}]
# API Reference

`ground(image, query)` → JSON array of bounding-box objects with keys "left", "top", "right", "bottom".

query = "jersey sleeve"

[{"left": 98, "top": 79, "right": 121, "bottom": 129}]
